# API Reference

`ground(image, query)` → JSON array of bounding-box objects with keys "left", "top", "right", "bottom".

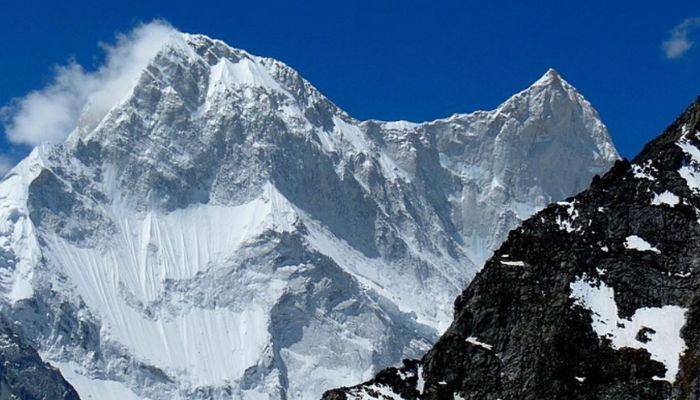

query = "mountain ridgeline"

[
  {"left": 323, "top": 99, "right": 700, "bottom": 399},
  {"left": 0, "top": 30, "right": 617, "bottom": 399}
]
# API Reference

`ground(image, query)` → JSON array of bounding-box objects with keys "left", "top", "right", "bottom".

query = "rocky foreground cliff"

[{"left": 323, "top": 98, "right": 700, "bottom": 399}]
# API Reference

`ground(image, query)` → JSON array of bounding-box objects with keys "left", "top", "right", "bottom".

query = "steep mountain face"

[
  {"left": 323, "top": 98, "right": 700, "bottom": 399},
  {"left": 363, "top": 68, "right": 616, "bottom": 265},
  {"left": 0, "top": 31, "right": 617, "bottom": 400}
]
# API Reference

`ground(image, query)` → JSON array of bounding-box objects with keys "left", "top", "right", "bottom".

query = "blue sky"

[{"left": 1, "top": 0, "right": 699, "bottom": 170}]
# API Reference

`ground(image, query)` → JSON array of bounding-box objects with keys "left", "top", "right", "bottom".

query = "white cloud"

[
  {"left": 1, "top": 20, "right": 175, "bottom": 146},
  {"left": 662, "top": 17, "right": 700, "bottom": 60}
]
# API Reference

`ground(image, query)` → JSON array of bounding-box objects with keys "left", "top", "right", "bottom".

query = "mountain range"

[
  {"left": 324, "top": 90, "right": 700, "bottom": 400},
  {"left": 0, "top": 30, "right": 617, "bottom": 399}
]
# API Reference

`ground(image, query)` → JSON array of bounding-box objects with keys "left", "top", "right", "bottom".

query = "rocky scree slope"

[
  {"left": 0, "top": 31, "right": 616, "bottom": 400},
  {"left": 323, "top": 98, "right": 700, "bottom": 399}
]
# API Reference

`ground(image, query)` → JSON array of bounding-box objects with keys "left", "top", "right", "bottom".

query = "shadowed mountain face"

[
  {"left": 0, "top": 30, "right": 616, "bottom": 399},
  {"left": 323, "top": 98, "right": 700, "bottom": 400},
  {"left": 0, "top": 323, "right": 80, "bottom": 400}
]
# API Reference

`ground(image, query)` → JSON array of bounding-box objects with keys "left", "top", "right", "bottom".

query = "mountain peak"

[
  {"left": 484, "top": 67, "right": 619, "bottom": 165},
  {"left": 530, "top": 67, "right": 566, "bottom": 90},
  {"left": 544, "top": 67, "right": 561, "bottom": 79}
]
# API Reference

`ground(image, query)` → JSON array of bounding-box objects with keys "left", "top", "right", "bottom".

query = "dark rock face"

[
  {"left": 0, "top": 326, "right": 80, "bottom": 400},
  {"left": 323, "top": 99, "right": 700, "bottom": 399}
]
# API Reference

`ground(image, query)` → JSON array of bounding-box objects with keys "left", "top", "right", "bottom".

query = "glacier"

[{"left": 0, "top": 30, "right": 618, "bottom": 399}]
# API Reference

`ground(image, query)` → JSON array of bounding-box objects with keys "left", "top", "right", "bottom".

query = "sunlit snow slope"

[{"left": 0, "top": 31, "right": 617, "bottom": 400}]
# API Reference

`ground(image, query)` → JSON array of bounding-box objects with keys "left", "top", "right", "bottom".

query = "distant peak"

[
  {"left": 545, "top": 67, "right": 560, "bottom": 78},
  {"left": 532, "top": 67, "right": 564, "bottom": 88}
]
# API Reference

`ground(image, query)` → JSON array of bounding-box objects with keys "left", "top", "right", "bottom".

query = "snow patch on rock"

[
  {"left": 344, "top": 384, "right": 406, "bottom": 400},
  {"left": 676, "top": 128, "right": 700, "bottom": 192},
  {"left": 569, "top": 275, "right": 687, "bottom": 383},
  {"left": 500, "top": 260, "right": 525, "bottom": 267},
  {"left": 416, "top": 365, "right": 425, "bottom": 394},
  {"left": 651, "top": 191, "right": 680, "bottom": 207},
  {"left": 631, "top": 161, "right": 657, "bottom": 181},
  {"left": 465, "top": 336, "right": 493, "bottom": 350},
  {"left": 555, "top": 201, "right": 581, "bottom": 233},
  {"left": 624, "top": 235, "right": 660, "bottom": 254}
]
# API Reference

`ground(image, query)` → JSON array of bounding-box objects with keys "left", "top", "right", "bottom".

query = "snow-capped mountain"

[
  {"left": 323, "top": 96, "right": 700, "bottom": 399},
  {"left": 0, "top": 30, "right": 617, "bottom": 400}
]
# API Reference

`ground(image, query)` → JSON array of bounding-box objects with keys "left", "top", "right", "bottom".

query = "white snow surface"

[
  {"left": 651, "top": 191, "right": 680, "bottom": 207},
  {"left": 39, "top": 183, "right": 296, "bottom": 389},
  {"left": 624, "top": 235, "right": 660, "bottom": 254},
  {"left": 569, "top": 275, "right": 687, "bottom": 383},
  {"left": 677, "top": 127, "right": 700, "bottom": 192},
  {"left": 465, "top": 336, "right": 493, "bottom": 350},
  {"left": 52, "top": 362, "right": 146, "bottom": 400},
  {"left": 632, "top": 162, "right": 657, "bottom": 181},
  {"left": 344, "top": 384, "right": 406, "bottom": 400},
  {"left": 416, "top": 365, "right": 425, "bottom": 395},
  {"left": 500, "top": 260, "right": 525, "bottom": 267},
  {"left": 0, "top": 32, "right": 618, "bottom": 400},
  {"left": 555, "top": 201, "right": 581, "bottom": 233},
  {"left": 209, "top": 58, "right": 287, "bottom": 95},
  {"left": 0, "top": 147, "right": 48, "bottom": 302}
]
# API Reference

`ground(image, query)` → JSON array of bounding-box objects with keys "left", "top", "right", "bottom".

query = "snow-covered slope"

[{"left": 0, "top": 31, "right": 617, "bottom": 399}]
